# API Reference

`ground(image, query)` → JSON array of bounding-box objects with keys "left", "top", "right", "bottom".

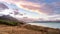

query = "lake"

[{"left": 27, "top": 23, "right": 60, "bottom": 29}]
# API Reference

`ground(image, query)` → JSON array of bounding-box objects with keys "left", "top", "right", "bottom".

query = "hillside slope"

[
  {"left": 0, "top": 15, "right": 25, "bottom": 26},
  {"left": 0, "top": 24, "right": 60, "bottom": 34}
]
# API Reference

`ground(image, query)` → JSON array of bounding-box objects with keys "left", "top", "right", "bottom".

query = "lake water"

[{"left": 27, "top": 23, "right": 60, "bottom": 29}]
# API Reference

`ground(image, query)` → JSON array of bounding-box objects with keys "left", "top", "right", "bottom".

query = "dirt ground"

[
  {"left": 0, "top": 25, "right": 43, "bottom": 34},
  {"left": 0, "top": 24, "right": 60, "bottom": 34}
]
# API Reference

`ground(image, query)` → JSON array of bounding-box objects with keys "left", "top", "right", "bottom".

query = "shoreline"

[{"left": 27, "top": 23, "right": 60, "bottom": 29}]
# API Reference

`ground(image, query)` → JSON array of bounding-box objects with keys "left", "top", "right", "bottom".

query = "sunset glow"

[{"left": 0, "top": 0, "right": 60, "bottom": 21}]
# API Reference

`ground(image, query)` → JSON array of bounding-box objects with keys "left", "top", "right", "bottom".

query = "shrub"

[{"left": 0, "top": 20, "right": 18, "bottom": 26}]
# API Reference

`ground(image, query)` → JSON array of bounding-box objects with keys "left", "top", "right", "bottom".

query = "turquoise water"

[{"left": 28, "top": 23, "right": 60, "bottom": 29}]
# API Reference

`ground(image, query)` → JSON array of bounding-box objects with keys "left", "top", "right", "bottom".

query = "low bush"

[{"left": 0, "top": 20, "right": 18, "bottom": 26}]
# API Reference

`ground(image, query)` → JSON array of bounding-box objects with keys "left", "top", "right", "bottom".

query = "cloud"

[
  {"left": 12, "top": 0, "right": 60, "bottom": 15},
  {"left": 0, "top": 2, "right": 9, "bottom": 10},
  {"left": 0, "top": 0, "right": 60, "bottom": 21},
  {"left": 0, "top": 0, "right": 60, "bottom": 15},
  {"left": 0, "top": 0, "right": 51, "bottom": 15},
  {"left": 0, "top": 0, "right": 42, "bottom": 13},
  {"left": 0, "top": 9, "right": 13, "bottom": 16}
]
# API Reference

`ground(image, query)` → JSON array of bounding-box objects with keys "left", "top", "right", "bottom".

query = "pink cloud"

[{"left": 0, "top": 0, "right": 60, "bottom": 15}]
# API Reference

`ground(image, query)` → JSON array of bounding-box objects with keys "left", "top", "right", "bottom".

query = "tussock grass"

[{"left": 23, "top": 24, "right": 60, "bottom": 34}]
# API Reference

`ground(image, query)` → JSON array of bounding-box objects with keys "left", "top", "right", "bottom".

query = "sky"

[{"left": 0, "top": 0, "right": 60, "bottom": 21}]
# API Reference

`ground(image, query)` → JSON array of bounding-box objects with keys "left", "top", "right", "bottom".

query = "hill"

[{"left": 0, "top": 15, "right": 24, "bottom": 26}]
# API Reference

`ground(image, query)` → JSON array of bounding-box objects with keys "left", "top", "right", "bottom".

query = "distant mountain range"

[{"left": 33, "top": 21, "right": 60, "bottom": 23}]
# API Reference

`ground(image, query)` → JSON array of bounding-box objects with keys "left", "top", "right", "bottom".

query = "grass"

[
  {"left": 0, "top": 20, "right": 18, "bottom": 26},
  {"left": 23, "top": 24, "right": 60, "bottom": 34}
]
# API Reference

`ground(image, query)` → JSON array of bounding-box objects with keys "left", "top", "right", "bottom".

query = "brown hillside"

[{"left": 0, "top": 24, "right": 60, "bottom": 34}]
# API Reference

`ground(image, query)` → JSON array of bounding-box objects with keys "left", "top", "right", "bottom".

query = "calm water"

[{"left": 28, "top": 23, "right": 60, "bottom": 29}]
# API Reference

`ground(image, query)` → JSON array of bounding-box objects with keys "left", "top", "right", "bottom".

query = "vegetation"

[{"left": 0, "top": 19, "right": 18, "bottom": 26}]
